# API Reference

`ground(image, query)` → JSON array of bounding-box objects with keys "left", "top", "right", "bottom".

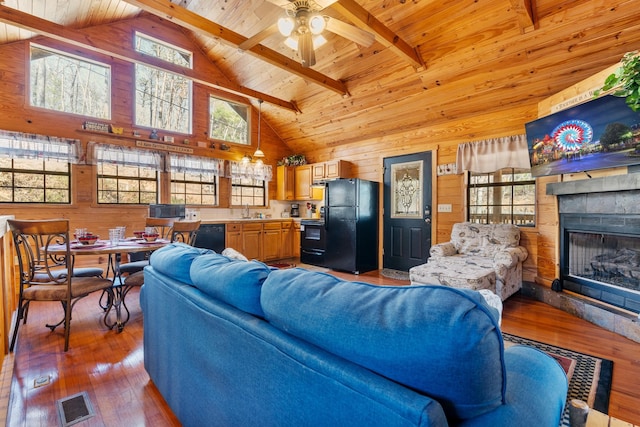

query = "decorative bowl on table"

[
  {"left": 133, "top": 231, "right": 145, "bottom": 239},
  {"left": 78, "top": 234, "right": 99, "bottom": 245},
  {"left": 142, "top": 233, "right": 159, "bottom": 242}
]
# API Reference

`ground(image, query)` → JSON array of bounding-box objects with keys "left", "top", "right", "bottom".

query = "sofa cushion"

[
  {"left": 149, "top": 242, "right": 213, "bottom": 285},
  {"left": 190, "top": 254, "right": 271, "bottom": 317},
  {"left": 261, "top": 268, "right": 505, "bottom": 421}
]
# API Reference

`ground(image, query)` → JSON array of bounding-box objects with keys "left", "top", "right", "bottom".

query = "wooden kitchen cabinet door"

[{"left": 242, "top": 223, "right": 263, "bottom": 260}]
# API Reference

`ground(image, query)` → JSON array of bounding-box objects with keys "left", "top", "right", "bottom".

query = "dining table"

[{"left": 48, "top": 237, "right": 170, "bottom": 332}]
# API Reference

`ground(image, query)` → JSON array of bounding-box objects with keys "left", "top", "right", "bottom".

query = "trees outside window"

[
  {"left": 467, "top": 168, "right": 535, "bottom": 226},
  {"left": 30, "top": 44, "right": 110, "bottom": 119}
]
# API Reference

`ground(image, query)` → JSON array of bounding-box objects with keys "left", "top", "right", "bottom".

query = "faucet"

[{"left": 242, "top": 204, "right": 250, "bottom": 219}]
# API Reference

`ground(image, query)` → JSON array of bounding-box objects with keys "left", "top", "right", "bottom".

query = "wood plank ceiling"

[{"left": 0, "top": 0, "right": 639, "bottom": 155}]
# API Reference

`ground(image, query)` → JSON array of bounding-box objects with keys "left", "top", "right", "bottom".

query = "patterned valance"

[
  {"left": 228, "top": 160, "right": 273, "bottom": 182},
  {"left": 170, "top": 154, "right": 225, "bottom": 177},
  {"left": 92, "top": 143, "right": 163, "bottom": 170},
  {"left": 456, "top": 134, "right": 531, "bottom": 173},
  {"left": 0, "top": 130, "right": 81, "bottom": 163}
]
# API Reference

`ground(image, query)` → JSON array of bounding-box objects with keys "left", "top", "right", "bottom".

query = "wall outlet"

[{"left": 437, "top": 204, "right": 452, "bottom": 213}]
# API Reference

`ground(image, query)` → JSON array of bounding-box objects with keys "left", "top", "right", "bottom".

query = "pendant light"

[{"left": 253, "top": 99, "right": 265, "bottom": 162}]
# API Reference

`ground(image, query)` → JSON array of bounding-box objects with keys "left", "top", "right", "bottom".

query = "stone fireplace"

[{"left": 547, "top": 173, "right": 640, "bottom": 314}]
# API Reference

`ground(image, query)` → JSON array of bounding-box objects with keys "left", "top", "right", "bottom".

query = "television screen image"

[{"left": 525, "top": 95, "right": 640, "bottom": 177}]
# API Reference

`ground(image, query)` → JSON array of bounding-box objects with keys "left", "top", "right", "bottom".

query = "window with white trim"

[
  {"left": 30, "top": 44, "right": 111, "bottom": 119},
  {"left": 95, "top": 145, "right": 160, "bottom": 204},
  {"left": 134, "top": 33, "right": 192, "bottom": 134},
  {"left": 467, "top": 168, "right": 535, "bottom": 226},
  {"left": 209, "top": 96, "right": 249, "bottom": 145}
]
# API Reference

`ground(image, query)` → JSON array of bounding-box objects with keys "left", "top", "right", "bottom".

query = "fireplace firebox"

[
  {"left": 560, "top": 214, "right": 640, "bottom": 313},
  {"left": 548, "top": 173, "right": 640, "bottom": 314}
]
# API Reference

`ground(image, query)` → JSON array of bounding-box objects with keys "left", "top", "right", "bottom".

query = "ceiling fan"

[{"left": 239, "top": 0, "right": 375, "bottom": 67}]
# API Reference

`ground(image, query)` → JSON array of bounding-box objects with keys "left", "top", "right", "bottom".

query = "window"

[
  {"left": 170, "top": 155, "right": 223, "bottom": 205},
  {"left": 30, "top": 44, "right": 110, "bottom": 119},
  {"left": 95, "top": 145, "right": 160, "bottom": 204},
  {"left": 0, "top": 158, "right": 70, "bottom": 203},
  {"left": 134, "top": 33, "right": 192, "bottom": 134},
  {"left": 228, "top": 160, "right": 272, "bottom": 207},
  {"left": 209, "top": 96, "right": 249, "bottom": 145},
  {"left": 467, "top": 168, "right": 535, "bottom": 226},
  {"left": 231, "top": 177, "right": 266, "bottom": 207},
  {"left": 134, "top": 32, "right": 192, "bottom": 68}
]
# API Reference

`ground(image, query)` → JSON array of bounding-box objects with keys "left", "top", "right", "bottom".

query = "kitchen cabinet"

[
  {"left": 311, "top": 160, "right": 352, "bottom": 182},
  {"left": 263, "top": 222, "right": 282, "bottom": 261},
  {"left": 219, "top": 220, "right": 298, "bottom": 262},
  {"left": 293, "top": 221, "right": 301, "bottom": 258},
  {"left": 242, "top": 223, "right": 263, "bottom": 260},
  {"left": 294, "top": 165, "right": 313, "bottom": 200},
  {"left": 276, "top": 166, "right": 295, "bottom": 201},
  {"left": 225, "top": 223, "right": 242, "bottom": 252},
  {"left": 280, "top": 221, "right": 294, "bottom": 259}
]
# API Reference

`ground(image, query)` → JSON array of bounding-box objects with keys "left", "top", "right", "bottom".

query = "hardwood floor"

[{"left": 3, "top": 268, "right": 640, "bottom": 426}]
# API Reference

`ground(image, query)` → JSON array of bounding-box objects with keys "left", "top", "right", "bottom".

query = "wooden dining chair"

[
  {"left": 170, "top": 220, "right": 201, "bottom": 245},
  {"left": 8, "top": 219, "right": 113, "bottom": 352},
  {"left": 122, "top": 221, "right": 201, "bottom": 291},
  {"left": 119, "top": 217, "right": 178, "bottom": 275}
]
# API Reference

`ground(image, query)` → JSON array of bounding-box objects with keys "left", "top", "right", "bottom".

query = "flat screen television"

[{"left": 525, "top": 94, "right": 640, "bottom": 177}]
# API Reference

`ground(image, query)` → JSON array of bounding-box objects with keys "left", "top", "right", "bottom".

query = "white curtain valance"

[
  {"left": 170, "top": 155, "right": 225, "bottom": 178},
  {"left": 456, "top": 134, "right": 531, "bottom": 173},
  {"left": 228, "top": 161, "right": 273, "bottom": 182},
  {"left": 0, "top": 130, "right": 81, "bottom": 163},
  {"left": 93, "top": 143, "right": 163, "bottom": 170}
]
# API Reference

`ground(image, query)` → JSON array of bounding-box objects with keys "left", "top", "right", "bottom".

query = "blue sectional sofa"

[{"left": 141, "top": 243, "right": 568, "bottom": 427}]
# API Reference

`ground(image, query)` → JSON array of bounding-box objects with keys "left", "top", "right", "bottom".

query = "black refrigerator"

[{"left": 324, "top": 178, "right": 379, "bottom": 274}]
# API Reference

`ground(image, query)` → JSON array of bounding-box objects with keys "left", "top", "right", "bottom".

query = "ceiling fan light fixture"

[
  {"left": 284, "top": 36, "right": 298, "bottom": 50},
  {"left": 309, "top": 14, "right": 326, "bottom": 35},
  {"left": 312, "top": 34, "right": 327, "bottom": 49},
  {"left": 277, "top": 17, "right": 295, "bottom": 37}
]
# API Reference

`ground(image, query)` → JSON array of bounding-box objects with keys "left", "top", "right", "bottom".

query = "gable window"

[
  {"left": 209, "top": 97, "right": 249, "bottom": 145},
  {"left": 30, "top": 44, "right": 110, "bottom": 119},
  {"left": 467, "top": 168, "right": 535, "bottom": 226},
  {"left": 95, "top": 145, "right": 160, "bottom": 204},
  {"left": 0, "top": 131, "right": 78, "bottom": 204},
  {"left": 134, "top": 33, "right": 192, "bottom": 134},
  {"left": 170, "top": 155, "right": 223, "bottom": 205}
]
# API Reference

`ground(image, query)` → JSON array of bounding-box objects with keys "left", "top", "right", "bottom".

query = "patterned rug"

[{"left": 503, "top": 333, "right": 613, "bottom": 427}]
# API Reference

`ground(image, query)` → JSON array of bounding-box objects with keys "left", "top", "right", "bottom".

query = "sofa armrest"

[
  {"left": 460, "top": 345, "right": 568, "bottom": 427},
  {"left": 493, "top": 246, "right": 528, "bottom": 269},
  {"left": 430, "top": 242, "right": 457, "bottom": 257}
]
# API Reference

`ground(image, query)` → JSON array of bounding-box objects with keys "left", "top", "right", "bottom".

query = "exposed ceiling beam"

[
  {"left": 331, "top": 0, "right": 425, "bottom": 70},
  {"left": 509, "top": 0, "right": 536, "bottom": 33},
  {"left": 121, "top": 0, "right": 350, "bottom": 96},
  {"left": 0, "top": 4, "right": 301, "bottom": 113}
]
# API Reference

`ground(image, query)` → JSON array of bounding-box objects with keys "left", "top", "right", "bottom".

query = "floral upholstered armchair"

[{"left": 409, "top": 222, "right": 528, "bottom": 300}]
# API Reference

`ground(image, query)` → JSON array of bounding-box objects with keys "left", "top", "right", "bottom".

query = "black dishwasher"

[{"left": 194, "top": 224, "right": 226, "bottom": 253}]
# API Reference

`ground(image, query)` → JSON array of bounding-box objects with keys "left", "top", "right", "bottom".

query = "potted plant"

[{"left": 595, "top": 51, "right": 640, "bottom": 112}]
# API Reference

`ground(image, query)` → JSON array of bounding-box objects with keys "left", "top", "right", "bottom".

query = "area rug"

[
  {"left": 267, "top": 262, "right": 296, "bottom": 269},
  {"left": 503, "top": 332, "right": 613, "bottom": 427},
  {"left": 380, "top": 268, "right": 410, "bottom": 281}
]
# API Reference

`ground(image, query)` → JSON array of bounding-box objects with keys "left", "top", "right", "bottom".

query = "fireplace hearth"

[{"left": 548, "top": 173, "right": 640, "bottom": 314}]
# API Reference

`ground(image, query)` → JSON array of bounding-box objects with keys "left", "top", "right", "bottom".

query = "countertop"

[{"left": 200, "top": 217, "right": 310, "bottom": 224}]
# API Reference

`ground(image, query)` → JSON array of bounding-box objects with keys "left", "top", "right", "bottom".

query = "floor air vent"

[{"left": 57, "top": 391, "right": 95, "bottom": 426}]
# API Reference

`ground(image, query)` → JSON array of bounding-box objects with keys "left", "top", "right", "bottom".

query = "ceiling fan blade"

[
  {"left": 238, "top": 23, "right": 279, "bottom": 51},
  {"left": 298, "top": 31, "right": 316, "bottom": 67},
  {"left": 265, "top": 0, "right": 296, "bottom": 8},
  {"left": 314, "top": 0, "right": 339, "bottom": 9},
  {"left": 325, "top": 18, "right": 375, "bottom": 47}
]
